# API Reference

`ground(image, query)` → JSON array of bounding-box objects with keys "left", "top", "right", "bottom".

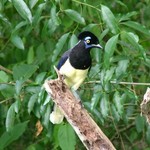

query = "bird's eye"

[{"left": 86, "top": 39, "right": 90, "bottom": 44}]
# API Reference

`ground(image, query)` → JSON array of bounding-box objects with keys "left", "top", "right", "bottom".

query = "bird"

[{"left": 50, "top": 31, "right": 102, "bottom": 124}]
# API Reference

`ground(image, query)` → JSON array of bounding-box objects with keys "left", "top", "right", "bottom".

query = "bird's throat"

[{"left": 69, "top": 43, "right": 92, "bottom": 70}]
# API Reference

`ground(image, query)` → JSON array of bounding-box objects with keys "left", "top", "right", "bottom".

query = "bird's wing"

[{"left": 57, "top": 49, "right": 71, "bottom": 70}]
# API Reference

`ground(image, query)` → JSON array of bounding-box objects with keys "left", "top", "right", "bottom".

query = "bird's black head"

[{"left": 78, "top": 31, "right": 102, "bottom": 49}]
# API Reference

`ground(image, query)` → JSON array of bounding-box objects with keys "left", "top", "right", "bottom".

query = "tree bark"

[{"left": 44, "top": 69, "right": 116, "bottom": 150}]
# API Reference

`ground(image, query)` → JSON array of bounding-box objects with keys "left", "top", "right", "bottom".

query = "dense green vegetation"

[{"left": 0, "top": 0, "right": 150, "bottom": 149}]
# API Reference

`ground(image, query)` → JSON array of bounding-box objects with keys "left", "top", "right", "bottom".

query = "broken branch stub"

[{"left": 44, "top": 69, "right": 116, "bottom": 150}]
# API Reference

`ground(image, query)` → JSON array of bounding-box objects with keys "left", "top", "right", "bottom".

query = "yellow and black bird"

[{"left": 50, "top": 31, "right": 102, "bottom": 124}]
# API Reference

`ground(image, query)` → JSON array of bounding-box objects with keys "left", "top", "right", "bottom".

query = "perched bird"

[{"left": 50, "top": 31, "right": 102, "bottom": 124}]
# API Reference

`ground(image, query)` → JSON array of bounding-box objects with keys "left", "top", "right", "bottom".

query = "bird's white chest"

[{"left": 59, "top": 59, "right": 89, "bottom": 89}]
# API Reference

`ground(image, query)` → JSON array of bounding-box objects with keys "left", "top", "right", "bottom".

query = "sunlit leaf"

[
  {"left": 11, "top": 34, "right": 24, "bottom": 50},
  {"left": 101, "top": 5, "right": 119, "bottom": 34},
  {"left": 28, "top": 94, "right": 38, "bottom": 114},
  {"left": 65, "top": 9, "right": 85, "bottom": 25},
  {"left": 12, "top": 0, "right": 32, "bottom": 23}
]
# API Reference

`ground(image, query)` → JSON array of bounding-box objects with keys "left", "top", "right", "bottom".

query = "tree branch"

[{"left": 44, "top": 68, "right": 116, "bottom": 150}]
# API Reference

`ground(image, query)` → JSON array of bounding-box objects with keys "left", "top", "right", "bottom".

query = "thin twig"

[
  {"left": 84, "top": 80, "right": 150, "bottom": 86},
  {"left": 72, "top": 0, "right": 101, "bottom": 12},
  {"left": 0, "top": 65, "right": 13, "bottom": 74},
  {"left": 0, "top": 97, "right": 14, "bottom": 104}
]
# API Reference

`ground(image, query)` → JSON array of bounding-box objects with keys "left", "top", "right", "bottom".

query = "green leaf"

[
  {"left": 11, "top": 33, "right": 24, "bottom": 50},
  {"left": 5, "top": 104, "right": 15, "bottom": 131},
  {"left": 101, "top": 5, "right": 119, "bottom": 34},
  {"left": 14, "top": 99, "right": 21, "bottom": 113},
  {"left": 91, "top": 91, "right": 101, "bottom": 110},
  {"left": 83, "top": 24, "right": 98, "bottom": 31},
  {"left": 27, "top": 46, "right": 34, "bottom": 64},
  {"left": 42, "top": 104, "right": 51, "bottom": 129},
  {"left": 29, "top": 0, "right": 38, "bottom": 9},
  {"left": 100, "top": 93, "right": 109, "bottom": 118},
  {"left": 35, "top": 72, "right": 47, "bottom": 84},
  {"left": 120, "top": 31, "right": 140, "bottom": 50},
  {"left": 13, "top": 64, "right": 38, "bottom": 81},
  {"left": 104, "top": 67, "right": 115, "bottom": 83},
  {"left": 111, "top": 105, "right": 120, "bottom": 122},
  {"left": 122, "top": 21, "right": 150, "bottom": 36},
  {"left": 113, "top": 91, "right": 123, "bottom": 116},
  {"left": 43, "top": 94, "right": 51, "bottom": 106},
  {"left": 12, "top": 21, "right": 27, "bottom": 33},
  {"left": 146, "top": 126, "right": 150, "bottom": 144},
  {"left": 0, "top": 84, "right": 15, "bottom": 98},
  {"left": 64, "top": 9, "right": 85, "bottom": 25},
  {"left": 104, "top": 34, "right": 118, "bottom": 68},
  {"left": 12, "top": 0, "right": 32, "bottom": 23},
  {"left": 119, "top": 11, "right": 137, "bottom": 22},
  {"left": 15, "top": 79, "right": 24, "bottom": 95},
  {"left": 68, "top": 34, "right": 78, "bottom": 49},
  {"left": 52, "top": 33, "right": 69, "bottom": 62},
  {"left": 28, "top": 93, "right": 38, "bottom": 114},
  {"left": 0, "top": 121, "right": 28, "bottom": 150},
  {"left": 0, "top": 71, "right": 9, "bottom": 82},
  {"left": 32, "top": 3, "right": 46, "bottom": 25},
  {"left": 51, "top": 5, "right": 61, "bottom": 26},
  {"left": 135, "top": 115, "right": 145, "bottom": 133},
  {"left": 58, "top": 123, "right": 76, "bottom": 150},
  {"left": 115, "top": 59, "right": 129, "bottom": 78},
  {"left": 34, "top": 44, "right": 45, "bottom": 65}
]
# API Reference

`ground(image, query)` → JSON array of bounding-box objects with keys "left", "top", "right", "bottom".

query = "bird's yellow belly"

[{"left": 59, "top": 59, "right": 89, "bottom": 90}]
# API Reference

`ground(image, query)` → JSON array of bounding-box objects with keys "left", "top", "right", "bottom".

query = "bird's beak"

[{"left": 92, "top": 44, "right": 103, "bottom": 49}]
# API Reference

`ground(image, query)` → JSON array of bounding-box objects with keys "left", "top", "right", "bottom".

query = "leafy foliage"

[{"left": 0, "top": 0, "right": 150, "bottom": 149}]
